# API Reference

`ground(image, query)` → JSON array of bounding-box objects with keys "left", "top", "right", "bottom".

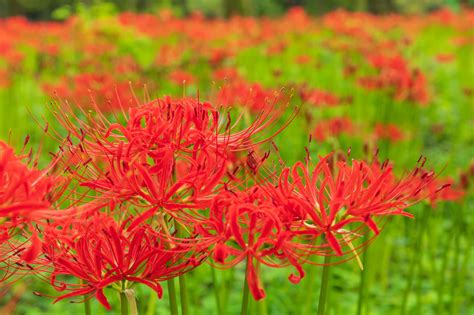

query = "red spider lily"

[
  {"left": 374, "top": 122, "right": 405, "bottom": 143},
  {"left": 213, "top": 67, "right": 240, "bottom": 82},
  {"left": 195, "top": 187, "right": 301, "bottom": 300},
  {"left": 435, "top": 53, "right": 455, "bottom": 63},
  {"left": 300, "top": 88, "right": 340, "bottom": 107},
  {"left": 0, "top": 141, "right": 59, "bottom": 264},
  {"left": 312, "top": 117, "right": 355, "bottom": 142},
  {"left": 459, "top": 162, "right": 474, "bottom": 190},
  {"left": 169, "top": 69, "right": 195, "bottom": 86},
  {"left": 42, "top": 73, "right": 136, "bottom": 112},
  {"left": 359, "top": 54, "right": 430, "bottom": 105},
  {"left": 263, "top": 154, "right": 436, "bottom": 258},
  {"left": 295, "top": 55, "right": 311, "bottom": 64},
  {"left": 266, "top": 41, "right": 287, "bottom": 56},
  {"left": 423, "top": 176, "right": 465, "bottom": 207},
  {"left": 42, "top": 213, "right": 202, "bottom": 309},
  {"left": 216, "top": 81, "right": 283, "bottom": 113},
  {"left": 47, "top": 96, "right": 292, "bottom": 214}
]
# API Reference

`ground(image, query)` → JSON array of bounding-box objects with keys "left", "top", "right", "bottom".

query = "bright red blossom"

[
  {"left": 265, "top": 155, "right": 435, "bottom": 257},
  {"left": 43, "top": 214, "right": 201, "bottom": 309}
]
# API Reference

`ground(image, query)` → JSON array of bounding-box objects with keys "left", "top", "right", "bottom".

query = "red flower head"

[
  {"left": 42, "top": 213, "right": 201, "bottom": 309},
  {"left": 265, "top": 154, "right": 435, "bottom": 260},
  {"left": 0, "top": 140, "right": 59, "bottom": 266},
  {"left": 196, "top": 187, "right": 300, "bottom": 300}
]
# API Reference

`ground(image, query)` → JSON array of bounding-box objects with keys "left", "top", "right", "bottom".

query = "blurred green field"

[{"left": 0, "top": 4, "right": 473, "bottom": 315}]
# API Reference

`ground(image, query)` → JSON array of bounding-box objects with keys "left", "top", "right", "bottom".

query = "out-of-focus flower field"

[{"left": 0, "top": 6, "right": 473, "bottom": 315}]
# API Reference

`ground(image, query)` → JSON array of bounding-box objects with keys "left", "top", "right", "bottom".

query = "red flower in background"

[
  {"left": 300, "top": 88, "right": 340, "bottom": 107},
  {"left": 435, "top": 53, "right": 455, "bottom": 63},
  {"left": 42, "top": 73, "right": 137, "bottom": 111},
  {"left": 374, "top": 122, "right": 405, "bottom": 142},
  {"left": 423, "top": 177, "right": 465, "bottom": 207},
  {"left": 312, "top": 117, "right": 354, "bottom": 141},
  {"left": 169, "top": 69, "right": 195, "bottom": 86},
  {"left": 216, "top": 81, "right": 282, "bottom": 113},
  {"left": 359, "top": 54, "right": 430, "bottom": 105}
]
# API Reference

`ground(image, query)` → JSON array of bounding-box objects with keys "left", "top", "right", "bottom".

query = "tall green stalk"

[
  {"left": 450, "top": 224, "right": 461, "bottom": 314},
  {"left": 80, "top": 279, "right": 91, "bottom": 315},
  {"left": 179, "top": 275, "right": 189, "bottom": 315},
  {"left": 167, "top": 278, "right": 179, "bottom": 315},
  {"left": 436, "top": 234, "right": 450, "bottom": 314},
  {"left": 84, "top": 298, "right": 91, "bottom": 315},
  {"left": 120, "top": 291, "right": 129, "bottom": 315},
  {"left": 125, "top": 289, "right": 138, "bottom": 315},
  {"left": 401, "top": 206, "right": 430, "bottom": 315},
  {"left": 211, "top": 265, "right": 224, "bottom": 315},
  {"left": 240, "top": 260, "right": 250, "bottom": 315},
  {"left": 356, "top": 248, "right": 369, "bottom": 315},
  {"left": 317, "top": 255, "right": 331, "bottom": 315}
]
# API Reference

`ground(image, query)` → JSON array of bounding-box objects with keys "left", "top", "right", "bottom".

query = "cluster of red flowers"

[
  {"left": 2, "top": 8, "right": 470, "bottom": 106},
  {"left": 42, "top": 73, "right": 138, "bottom": 111},
  {"left": 0, "top": 94, "right": 456, "bottom": 307},
  {"left": 359, "top": 54, "right": 429, "bottom": 105},
  {"left": 310, "top": 117, "right": 405, "bottom": 144}
]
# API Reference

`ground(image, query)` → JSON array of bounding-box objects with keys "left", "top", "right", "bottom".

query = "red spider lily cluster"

[
  {"left": 311, "top": 118, "right": 405, "bottom": 144},
  {"left": 3, "top": 8, "right": 472, "bottom": 109},
  {"left": 42, "top": 73, "right": 137, "bottom": 112},
  {"left": 359, "top": 54, "right": 429, "bottom": 105},
  {"left": 1, "top": 6, "right": 471, "bottom": 312},
  {"left": 0, "top": 92, "right": 454, "bottom": 308}
]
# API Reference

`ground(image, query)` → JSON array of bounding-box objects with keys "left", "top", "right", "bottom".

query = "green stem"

[
  {"left": 401, "top": 206, "right": 430, "bottom": 315},
  {"left": 450, "top": 227, "right": 461, "bottom": 314},
  {"left": 125, "top": 289, "right": 138, "bottom": 315},
  {"left": 240, "top": 260, "right": 250, "bottom": 315},
  {"left": 436, "top": 235, "right": 450, "bottom": 314},
  {"left": 317, "top": 255, "right": 331, "bottom": 315},
  {"left": 120, "top": 291, "right": 129, "bottom": 315},
  {"left": 174, "top": 221, "right": 189, "bottom": 315},
  {"left": 455, "top": 233, "right": 470, "bottom": 314},
  {"left": 84, "top": 298, "right": 91, "bottom": 315},
  {"left": 356, "top": 248, "right": 369, "bottom": 315},
  {"left": 211, "top": 265, "right": 224, "bottom": 315},
  {"left": 255, "top": 261, "right": 267, "bottom": 315},
  {"left": 179, "top": 275, "right": 189, "bottom": 315},
  {"left": 167, "top": 278, "right": 179, "bottom": 315},
  {"left": 79, "top": 279, "right": 91, "bottom": 315}
]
